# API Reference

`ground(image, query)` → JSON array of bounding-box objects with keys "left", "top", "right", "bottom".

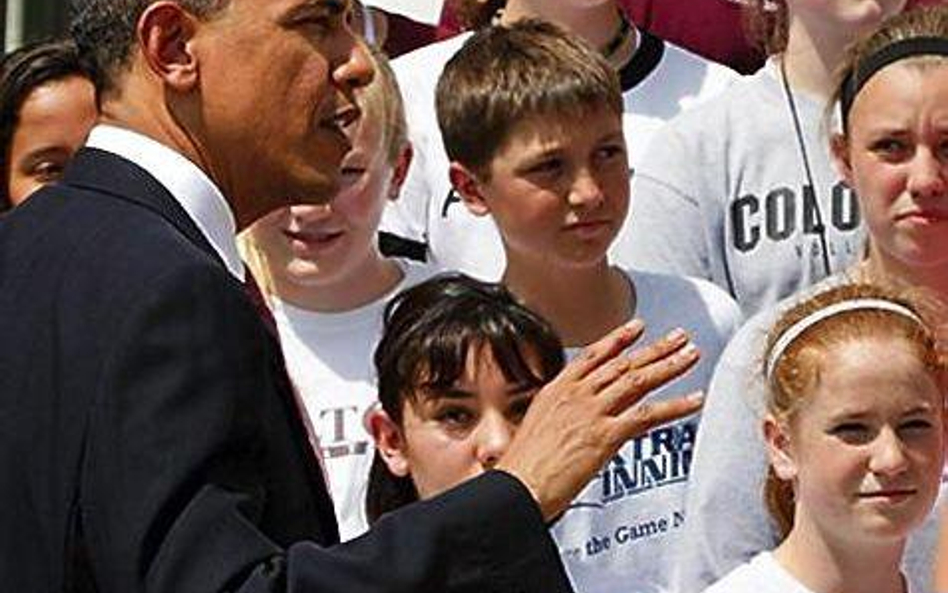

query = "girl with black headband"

[{"left": 677, "top": 7, "right": 948, "bottom": 593}]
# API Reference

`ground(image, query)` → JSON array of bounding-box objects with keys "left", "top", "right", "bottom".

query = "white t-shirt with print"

[
  {"left": 553, "top": 269, "right": 742, "bottom": 593},
  {"left": 273, "top": 260, "right": 432, "bottom": 541}
]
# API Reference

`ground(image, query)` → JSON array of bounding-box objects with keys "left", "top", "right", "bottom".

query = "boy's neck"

[
  {"left": 774, "top": 515, "right": 906, "bottom": 593},
  {"left": 273, "top": 251, "right": 404, "bottom": 314},
  {"left": 502, "top": 258, "right": 634, "bottom": 348},
  {"left": 781, "top": 14, "right": 855, "bottom": 100},
  {"left": 501, "top": 0, "right": 626, "bottom": 55}
]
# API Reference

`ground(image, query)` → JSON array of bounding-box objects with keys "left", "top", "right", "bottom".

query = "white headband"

[{"left": 765, "top": 298, "right": 923, "bottom": 380}]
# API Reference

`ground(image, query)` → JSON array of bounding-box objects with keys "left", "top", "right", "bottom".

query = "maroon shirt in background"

[
  {"left": 619, "top": 0, "right": 764, "bottom": 74},
  {"left": 383, "top": 12, "right": 440, "bottom": 57},
  {"left": 434, "top": 0, "right": 764, "bottom": 74}
]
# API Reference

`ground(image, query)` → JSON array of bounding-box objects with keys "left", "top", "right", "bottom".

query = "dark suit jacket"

[{"left": 0, "top": 148, "right": 571, "bottom": 593}]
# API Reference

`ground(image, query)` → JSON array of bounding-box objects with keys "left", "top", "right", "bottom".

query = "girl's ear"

[
  {"left": 831, "top": 133, "right": 855, "bottom": 189},
  {"left": 448, "top": 161, "right": 491, "bottom": 216},
  {"left": 367, "top": 407, "right": 411, "bottom": 477},
  {"left": 764, "top": 414, "right": 798, "bottom": 481},
  {"left": 387, "top": 143, "right": 414, "bottom": 201}
]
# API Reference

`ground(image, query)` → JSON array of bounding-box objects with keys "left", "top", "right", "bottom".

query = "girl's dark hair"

[
  {"left": 366, "top": 273, "right": 564, "bottom": 523},
  {"left": 1, "top": 38, "right": 92, "bottom": 210},
  {"left": 742, "top": 0, "right": 788, "bottom": 55},
  {"left": 451, "top": 0, "right": 505, "bottom": 30}
]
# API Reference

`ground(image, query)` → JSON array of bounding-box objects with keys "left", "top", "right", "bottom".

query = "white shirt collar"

[{"left": 85, "top": 124, "right": 245, "bottom": 281}]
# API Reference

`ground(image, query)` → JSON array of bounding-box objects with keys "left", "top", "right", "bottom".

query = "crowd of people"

[{"left": 2, "top": 0, "right": 948, "bottom": 592}]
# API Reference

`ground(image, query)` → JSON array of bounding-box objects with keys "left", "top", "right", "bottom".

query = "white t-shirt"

[
  {"left": 553, "top": 269, "right": 742, "bottom": 593},
  {"left": 702, "top": 552, "right": 817, "bottom": 593},
  {"left": 383, "top": 28, "right": 738, "bottom": 280},
  {"left": 702, "top": 551, "right": 913, "bottom": 593},
  {"left": 272, "top": 260, "right": 432, "bottom": 541}
]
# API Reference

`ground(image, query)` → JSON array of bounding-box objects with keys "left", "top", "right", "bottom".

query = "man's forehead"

[
  {"left": 243, "top": 0, "right": 348, "bottom": 15},
  {"left": 287, "top": 0, "right": 349, "bottom": 12}
]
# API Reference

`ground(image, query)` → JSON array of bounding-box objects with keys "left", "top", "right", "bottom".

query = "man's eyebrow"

[{"left": 281, "top": 0, "right": 346, "bottom": 22}]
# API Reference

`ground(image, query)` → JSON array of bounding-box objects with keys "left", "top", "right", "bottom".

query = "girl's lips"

[
  {"left": 896, "top": 209, "right": 948, "bottom": 224},
  {"left": 284, "top": 228, "right": 345, "bottom": 250},
  {"left": 857, "top": 488, "right": 916, "bottom": 501}
]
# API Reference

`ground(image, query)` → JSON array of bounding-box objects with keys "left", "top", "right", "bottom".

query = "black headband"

[{"left": 840, "top": 36, "right": 948, "bottom": 131}]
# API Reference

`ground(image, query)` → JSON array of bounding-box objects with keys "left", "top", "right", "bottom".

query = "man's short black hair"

[{"left": 69, "top": 0, "right": 229, "bottom": 95}]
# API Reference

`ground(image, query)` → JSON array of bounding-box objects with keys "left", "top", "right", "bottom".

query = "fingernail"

[
  {"left": 687, "top": 391, "right": 705, "bottom": 404},
  {"left": 667, "top": 327, "right": 687, "bottom": 341},
  {"left": 625, "top": 319, "right": 644, "bottom": 332},
  {"left": 680, "top": 342, "right": 699, "bottom": 357}
]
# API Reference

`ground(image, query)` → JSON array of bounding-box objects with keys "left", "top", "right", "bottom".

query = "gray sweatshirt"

[{"left": 621, "top": 62, "right": 866, "bottom": 317}]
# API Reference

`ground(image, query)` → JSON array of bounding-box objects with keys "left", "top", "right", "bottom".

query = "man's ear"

[
  {"left": 764, "top": 414, "right": 797, "bottom": 481},
  {"left": 367, "top": 407, "right": 411, "bottom": 477},
  {"left": 387, "top": 143, "right": 414, "bottom": 201},
  {"left": 138, "top": 1, "right": 200, "bottom": 92},
  {"left": 830, "top": 133, "right": 854, "bottom": 189},
  {"left": 448, "top": 161, "right": 490, "bottom": 217}
]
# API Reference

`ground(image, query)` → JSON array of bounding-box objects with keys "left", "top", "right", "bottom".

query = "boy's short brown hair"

[{"left": 435, "top": 19, "right": 623, "bottom": 177}]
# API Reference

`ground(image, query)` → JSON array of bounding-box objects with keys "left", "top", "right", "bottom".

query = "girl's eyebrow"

[{"left": 420, "top": 383, "right": 539, "bottom": 402}]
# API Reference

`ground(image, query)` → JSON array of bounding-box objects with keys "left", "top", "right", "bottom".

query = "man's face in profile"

[{"left": 191, "top": 0, "right": 374, "bottom": 226}]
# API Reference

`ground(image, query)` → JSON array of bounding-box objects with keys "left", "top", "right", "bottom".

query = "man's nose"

[{"left": 333, "top": 37, "right": 374, "bottom": 93}]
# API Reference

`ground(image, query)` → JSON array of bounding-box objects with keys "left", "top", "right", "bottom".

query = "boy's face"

[{"left": 453, "top": 108, "right": 629, "bottom": 270}]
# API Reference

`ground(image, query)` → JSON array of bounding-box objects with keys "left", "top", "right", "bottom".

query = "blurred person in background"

[{"left": 1, "top": 38, "right": 96, "bottom": 211}]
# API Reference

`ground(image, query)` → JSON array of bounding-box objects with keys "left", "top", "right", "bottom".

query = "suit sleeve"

[{"left": 81, "top": 264, "right": 571, "bottom": 593}]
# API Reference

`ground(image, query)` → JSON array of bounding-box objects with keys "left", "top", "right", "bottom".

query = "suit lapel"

[{"left": 63, "top": 148, "right": 224, "bottom": 268}]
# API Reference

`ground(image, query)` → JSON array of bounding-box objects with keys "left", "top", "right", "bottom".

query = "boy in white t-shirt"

[
  {"left": 435, "top": 20, "right": 742, "bottom": 593},
  {"left": 238, "top": 52, "right": 430, "bottom": 541},
  {"left": 380, "top": 0, "right": 738, "bottom": 280}
]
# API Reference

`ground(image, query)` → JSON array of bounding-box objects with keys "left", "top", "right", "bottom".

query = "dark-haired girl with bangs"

[{"left": 365, "top": 273, "right": 565, "bottom": 521}]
